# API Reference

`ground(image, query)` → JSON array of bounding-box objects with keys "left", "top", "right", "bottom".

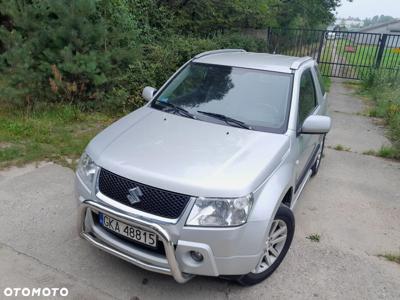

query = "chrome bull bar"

[{"left": 79, "top": 199, "right": 193, "bottom": 283}]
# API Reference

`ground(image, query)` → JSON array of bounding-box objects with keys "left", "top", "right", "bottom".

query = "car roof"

[{"left": 192, "top": 50, "right": 313, "bottom": 73}]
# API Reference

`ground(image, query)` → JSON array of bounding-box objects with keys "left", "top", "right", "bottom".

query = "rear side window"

[
  {"left": 298, "top": 69, "right": 317, "bottom": 126},
  {"left": 314, "top": 66, "right": 326, "bottom": 96}
]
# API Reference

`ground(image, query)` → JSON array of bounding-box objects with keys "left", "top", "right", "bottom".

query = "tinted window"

[
  {"left": 152, "top": 63, "right": 293, "bottom": 133},
  {"left": 298, "top": 69, "right": 317, "bottom": 126},
  {"left": 314, "top": 66, "right": 326, "bottom": 95}
]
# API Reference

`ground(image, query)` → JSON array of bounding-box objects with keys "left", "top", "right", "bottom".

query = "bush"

[{"left": 112, "top": 33, "right": 267, "bottom": 111}]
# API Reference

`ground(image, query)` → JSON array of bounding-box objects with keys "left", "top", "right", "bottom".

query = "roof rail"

[
  {"left": 194, "top": 49, "right": 246, "bottom": 59},
  {"left": 290, "top": 56, "right": 313, "bottom": 70}
]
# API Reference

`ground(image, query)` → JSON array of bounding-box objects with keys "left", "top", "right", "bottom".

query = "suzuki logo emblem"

[{"left": 127, "top": 187, "right": 143, "bottom": 205}]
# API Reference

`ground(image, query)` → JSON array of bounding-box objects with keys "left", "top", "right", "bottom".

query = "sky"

[{"left": 336, "top": 0, "right": 400, "bottom": 19}]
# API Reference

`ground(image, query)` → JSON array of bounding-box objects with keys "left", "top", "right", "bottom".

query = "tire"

[
  {"left": 236, "top": 205, "right": 295, "bottom": 286},
  {"left": 311, "top": 134, "right": 326, "bottom": 176}
]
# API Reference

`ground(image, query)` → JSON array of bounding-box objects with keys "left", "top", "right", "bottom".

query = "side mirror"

[
  {"left": 142, "top": 86, "right": 157, "bottom": 102},
  {"left": 301, "top": 115, "right": 331, "bottom": 134}
]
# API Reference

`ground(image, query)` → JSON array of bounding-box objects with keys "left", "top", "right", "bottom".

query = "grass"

[
  {"left": 306, "top": 234, "right": 321, "bottom": 242},
  {"left": 378, "top": 253, "right": 400, "bottom": 264},
  {"left": 335, "top": 39, "right": 400, "bottom": 76},
  {"left": 320, "top": 38, "right": 400, "bottom": 79},
  {"left": 0, "top": 105, "right": 116, "bottom": 169}
]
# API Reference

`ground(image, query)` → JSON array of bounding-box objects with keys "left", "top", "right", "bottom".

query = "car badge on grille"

[{"left": 127, "top": 187, "right": 143, "bottom": 205}]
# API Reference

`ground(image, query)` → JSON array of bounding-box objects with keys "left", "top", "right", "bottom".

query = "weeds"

[
  {"left": 376, "top": 147, "right": 400, "bottom": 159},
  {"left": 363, "top": 146, "right": 400, "bottom": 160},
  {"left": 362, "top": 150, "right": 376, "bottom": 156},
  {"left": 306, "top": 234, "right": 321, "bottom": 242},
  {"left": 378, "top": 253, "right": 400, "bottom": 264},
  {"left": 332, "top": 144, "right": 351, "bottom": 152},
  {"left": 359, "top": 72, "right": 400, "bottom": 160}
]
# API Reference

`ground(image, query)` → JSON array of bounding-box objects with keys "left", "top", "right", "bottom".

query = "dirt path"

[{"left": 0, "top": 79, "right": 399, "bottom": 299}]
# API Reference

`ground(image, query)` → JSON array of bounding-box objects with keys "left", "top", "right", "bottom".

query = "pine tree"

[{"left": 0, "top": 0, "right": 140, "bottom": 109}]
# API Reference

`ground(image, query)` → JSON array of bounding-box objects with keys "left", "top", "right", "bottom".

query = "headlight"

[
  {"left": 76, "top": 152, "right": 98, "bottom": 190},
  {"left": 186, "top": 194, "right": 253, "bottom": 227}
]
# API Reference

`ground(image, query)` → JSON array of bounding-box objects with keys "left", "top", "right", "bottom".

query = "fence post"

[
  {"left": 375, "top": 34, "right": 388, "bottom": 68},
  {"left": 316, "top": 31, "right": 325, "bottom": 63}
]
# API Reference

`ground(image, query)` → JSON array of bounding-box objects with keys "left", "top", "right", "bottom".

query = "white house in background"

[
  {"left": 335, "top": 17, "right": 364, "bottom": 28},
  {"left": 357, "top": 20, "right": 400, "bottom": 47},
  {"left": 359, "top": 19, "right": 400, "bottom": 35}
]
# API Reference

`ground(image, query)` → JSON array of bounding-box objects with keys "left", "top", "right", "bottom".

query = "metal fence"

[{"left": 266, "top": 27, "right": 400, "bottom": 79}]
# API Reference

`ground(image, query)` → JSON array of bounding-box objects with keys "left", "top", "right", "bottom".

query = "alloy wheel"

[{"left": 253, "top": 219, "right": 288, "bottom": 274}]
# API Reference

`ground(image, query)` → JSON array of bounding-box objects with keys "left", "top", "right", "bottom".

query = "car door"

[{"left": 295, "top": 67, "right": 320, "bottom": 191}]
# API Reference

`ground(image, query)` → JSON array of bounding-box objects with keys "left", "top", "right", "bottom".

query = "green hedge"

[
  {"left": 0, "top": 0, "right": 267, "bottom": 113},
  {"left": 0, "top": 0, "right": 337, "bottom": 113}
]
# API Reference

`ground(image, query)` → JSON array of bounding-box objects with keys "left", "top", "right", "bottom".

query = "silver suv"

[{"left": 75, "top": 49, "right": 331, "bottom": 286}]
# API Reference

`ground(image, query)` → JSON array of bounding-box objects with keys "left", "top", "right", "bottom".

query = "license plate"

[{"left": 99, "top": 213, "right": 157, "bottom": 247}]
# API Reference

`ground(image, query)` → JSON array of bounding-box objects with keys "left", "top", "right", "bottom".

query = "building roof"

[
  {"left": 359, "top": 19, "right": 400, "bottom": 33},
  {"left": 193, "top": 50, "right": 312, "bottom": 73}
]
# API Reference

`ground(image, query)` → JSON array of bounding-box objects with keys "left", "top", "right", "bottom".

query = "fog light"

[{"left": 190, "top": 251, "right": 204, "bottom": 262}]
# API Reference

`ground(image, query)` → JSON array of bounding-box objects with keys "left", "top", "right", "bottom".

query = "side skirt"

[
  {"left": 294, "top": 144, "right": 320, "bottom": 193},
  {"left": 290, "top": 169, "right": 312, "bottom": 210}
]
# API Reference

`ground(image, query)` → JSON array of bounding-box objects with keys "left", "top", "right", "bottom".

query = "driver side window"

[{"left": 298, "top": 69, "right": 317, "bottom": 127}]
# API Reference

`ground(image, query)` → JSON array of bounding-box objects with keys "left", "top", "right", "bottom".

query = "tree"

[
  {"left": 156, "top": 0, "right": 342, "bottom": 33},
  {"left": 274, "top": 0, "right": 341, "bottom": 29},
  {"left": 156, "top": 0, "right": 278, "bottom": 34},
  {"left": 363, "top": 15, "right": 396, "bottom": 27},
  {"left": 0, "top": 0, "right": 140, "bottom": 109}
]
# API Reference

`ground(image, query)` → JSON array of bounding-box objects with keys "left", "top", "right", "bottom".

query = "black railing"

[{"left": 266, "top": 27, "right": 400, "bottom": 80}]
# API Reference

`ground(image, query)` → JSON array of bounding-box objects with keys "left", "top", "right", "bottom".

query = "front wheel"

[{"left": 236, "top": 205, "right": 295, "bottom": 286}]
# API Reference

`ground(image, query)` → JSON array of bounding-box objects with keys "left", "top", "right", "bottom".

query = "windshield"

[{"left": 151, "top": 63, "right": 293, "bottom": 133}]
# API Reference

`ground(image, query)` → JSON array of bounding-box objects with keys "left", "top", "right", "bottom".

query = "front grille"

[{"left": 98, "top": 168, "right": 191, "bottom": 219}]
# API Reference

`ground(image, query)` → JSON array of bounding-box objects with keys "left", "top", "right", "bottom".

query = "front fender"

[{"left": 248, "top": 161, "right": 294, "bottom": 252}]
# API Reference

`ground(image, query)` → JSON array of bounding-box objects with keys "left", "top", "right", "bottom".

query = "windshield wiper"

[
  {"left": 155, "top": 100, "right": 196, "bottom": 119},
  {"left": 197, "top": 111, "right": 252, "bottom": 130}
]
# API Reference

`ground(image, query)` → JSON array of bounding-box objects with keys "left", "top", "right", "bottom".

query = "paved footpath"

[{"left": 0, "top": 79, "right": 399, "bottom": 299}]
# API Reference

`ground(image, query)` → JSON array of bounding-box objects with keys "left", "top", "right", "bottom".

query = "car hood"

[{"left": 87, "top": 107, "right": 290, "bottom": 198}]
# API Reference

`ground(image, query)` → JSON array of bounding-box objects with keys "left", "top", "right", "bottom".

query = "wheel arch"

[
  {"left": 248, "top": 162, "right": 294, "bottom": 254},
  {"left": 281, "top": 187, "right": 293, "bottom": 207},
  {"left": 251, "top": 163, "right": 294, "bottom": 221}
]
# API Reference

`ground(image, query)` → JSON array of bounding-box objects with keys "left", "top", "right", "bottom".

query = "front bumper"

[
  {"left": 79, "top": 199, "right": 192, "bottom": 283},
  {"left": 76, "top": 176, "right": 264, "bottom": 283}
]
